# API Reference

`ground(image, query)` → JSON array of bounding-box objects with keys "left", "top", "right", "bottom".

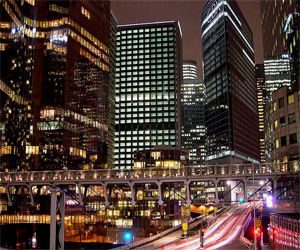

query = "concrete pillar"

[
  {"left": 129, "top": 182, "right": 136, "bottom": 206},
  {"left": 103, "top": 183, "right": 110, "bottom": 206},
  {"left": 214, "top": 180, "right": 219, "bottom": 204},
  {"left": 5, "top": 185, "right": 12, "bottom": 206},
  {"left": 185, "top": 181, "right": 191, "bottom": 204},
  {"left": 272, "top": 178, "right": 278, "bottom": 198},
  {"left": 59, "top": 192, "right": 65, "bottom": 250},
  {"left": 49, "top": 187, "right": 57, "bottom": 250},
  {"left": 157, "top": 181, "right": 163, "bottom": 205},
  {"left": 243, "top": 179, "right": 248, "bottom": 202},
  {"left": 76, "top": 184, "right": 83, "bottom": 206},
  {"left": 27, "top": 185, "right": 34, "bottom": 206}
]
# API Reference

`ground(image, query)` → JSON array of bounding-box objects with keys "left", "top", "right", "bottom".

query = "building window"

[
  {"left": 274, "top": 120, "right": 278, "bottom": 129},
  {"left": 278, "top": 97, "right": 284, "bottom": 108},
  {"left": 279, "top": 116, "right": 285, "bottom": 126},
  {"left": 287, "top": 93, "right": 295, "bottom": 104},
  {"left": 275, "top": 138, "right": 279, "bottom": 148},
  {"left": 281, "top": 136, "right": 287, "bottom": 147},
  {"left": 289, "top": 133, "right": 297, "bottom": 144},
  {"left": 288, "top": 113, "right": 296, "bottom": 124},
  {"left": 273, "top": 101, "right": 277, "bottom": 111},
  {"left": 81, "top": 7, "right": 90, "bottom": 19}
]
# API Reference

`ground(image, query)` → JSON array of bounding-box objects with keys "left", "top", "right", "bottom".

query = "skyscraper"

[
  {"left": 264, "top": 54, "right": 291, "bottom": 96},
  {"left": 255, "top": 64, "right": 267, "bottom": 163},
  {"left": 201, "top": 0, "right": 260, "bottom": 163},
  {"left": 114, "top": 21, "right": 182, "bottom": 169},
  {"left": 260, "top": 0, "right": 299, "bottom": 87},
  {"left": 183, "top": 60, "right": 198, "bottom": 79},
  {"left": 181, "top": 60, "right": 206, "bottom": 165},
  {"left": 0, "top": 1, "right": 115, "bottom": 171}
]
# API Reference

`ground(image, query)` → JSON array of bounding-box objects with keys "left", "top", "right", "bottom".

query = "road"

[{"left": 155, "top": 204, "right": 252, "bottom": 250}]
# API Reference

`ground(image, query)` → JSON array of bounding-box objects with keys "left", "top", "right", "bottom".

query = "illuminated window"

[
  {"left": 275, "top": 139, "right": 279, "bottom": 149},
  {"left": 273, "top": 101, "right": 277, "bottom": 111},
  {"left": 274, "top": 120, "right": 278, "bottom": 129},
  {"left": 81, "top": 7, "right": 90, "bottom": 19},
  {"left": 287, "top": 93, "right": 294, "bottom": 104},
  {"left": 25, "top": 0, "right": 35, "bottom": 6}
]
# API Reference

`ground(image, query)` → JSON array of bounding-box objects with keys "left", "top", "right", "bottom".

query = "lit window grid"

[{"left": 114, "top": 24, "right": 180, "bottom": 168}]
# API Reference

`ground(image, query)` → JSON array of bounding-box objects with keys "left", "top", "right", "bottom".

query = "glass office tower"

[
  {"left": 183, "top": 60, "right": 198, "bottom": 79},
  {"left": 0, "top": 1, "right": 115, "bottom": 171},
  {"left": 201, "top": 0, "right": 260, "bottom": 163},
  {"left": 115, "top": 21, "right": 182, "bottom": 169},
  {"left": 264, "top": 55, "right": 291, "bottom": 96},
  {"left": 181, "top": 61, "right": 206, "bottom": 165},
  {"left": 255, "top": 64, "right": 267, "bottom": 163}
]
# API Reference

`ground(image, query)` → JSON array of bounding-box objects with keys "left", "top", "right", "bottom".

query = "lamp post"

[{"left": 253, "top": 163, "right": 256, "bottom": 250}]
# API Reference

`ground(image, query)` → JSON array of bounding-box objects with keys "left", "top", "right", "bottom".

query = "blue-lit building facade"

[
  {"left": 201, "top": 0, "right": 260, "bottom": 164},
  {"left": 114, "top": 21, "right": 183, "bottom": 169}
]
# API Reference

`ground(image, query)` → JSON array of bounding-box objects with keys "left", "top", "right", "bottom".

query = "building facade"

[
  {"left": 0, "top": 0, "right": 116, "bottom": 171},
  {"left": 264, "top": 54, "right": 291, "bottom": 96},
  {"left": 260, "top": 0, "right": 299, "bottom": 87},
  {"left": 114, "top": 21, "right": 183, "bottom": 169},
  {"left": 255, "top": 64, "right": 267, "bottom": 163},
  {"left": 201, "top": 0, "right": 260, "bottom": 163},
  {"left": 181, "top": 60, "right": 206, "bottom": 165},
  {"left": 264, "top": 87, "right": 300, "bottom": 167},
  {"left": 183, "top": 60, "right": 198, "bottom": 79}
]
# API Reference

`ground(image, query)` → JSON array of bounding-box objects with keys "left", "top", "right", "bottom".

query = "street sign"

[{"left": 255, "top": 219, "right": 261, "bottom": 227}]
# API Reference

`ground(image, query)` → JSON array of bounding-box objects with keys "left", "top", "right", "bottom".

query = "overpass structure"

[{"left": 0, "top": 162, "right": 298, "bottom": 249}]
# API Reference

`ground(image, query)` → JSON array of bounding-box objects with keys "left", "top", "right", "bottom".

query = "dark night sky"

[{"left": 111, "top": 0, "right": 264, "bottom": 78}]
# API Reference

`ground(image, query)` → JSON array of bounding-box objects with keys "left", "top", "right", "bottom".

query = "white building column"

[
  {"left": 59, "top": 192, "right": 65, "bottom": 250},
  {"left": 49, "top": 187, "right": 57, "bottom": 250}
]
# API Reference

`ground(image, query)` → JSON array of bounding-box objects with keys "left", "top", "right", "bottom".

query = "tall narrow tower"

[{"left": 201, "top": 0, "right": 260, "bottom": 163}]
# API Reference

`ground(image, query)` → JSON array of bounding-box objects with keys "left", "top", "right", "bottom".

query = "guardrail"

[{"left": 269, "top": 213, "right": 300, "bottom": 249}]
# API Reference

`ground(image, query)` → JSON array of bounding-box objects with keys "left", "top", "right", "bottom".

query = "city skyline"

[{"left": 112, "top": 0, "right": 264, "bottom": 77}]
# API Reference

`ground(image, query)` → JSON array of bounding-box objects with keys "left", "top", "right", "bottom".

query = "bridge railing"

[{"left": 0, "top": 162, "right": 299, "bottom": 184}]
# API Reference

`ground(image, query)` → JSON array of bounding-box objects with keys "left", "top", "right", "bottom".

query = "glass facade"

[
  {"left": 114, "top": 21, "right": 182, "bottom": 169},
  {"left": 264, "top": 55, "right": 291, "bottom": 96},
  {"left": 181, "top": 73, "right": 206, "bottom": 165},
  {"left": 260, "top": 0, "right": 299, "bottom": 88},
  {"left": 255, "top": 64, "right": 267, "bottom": 163},
  {"left": 201, "top": 0, "right": 259, "bottom": 163},
  {"left": 183, "top": 60, "right": 198, "bottom": 79},
  {"left": 0, "top": 1, "right": 115, "bottom": 171}
]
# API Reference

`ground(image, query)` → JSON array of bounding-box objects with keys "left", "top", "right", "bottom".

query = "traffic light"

[
  {"left": 239, "top": 198, "right": 244, "bottom": 203},
  {"left": 201, "top": 227, "right": 205, "bottom": 236},
  {"left": 124, "top": 232, "right": 132, "bottom": 242},
  {"left": 254, "top": 227, "right": 261, "bottom": 238}
]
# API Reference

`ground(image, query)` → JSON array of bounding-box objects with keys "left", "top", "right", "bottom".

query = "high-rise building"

[
  {"left": 0, "top": 1, "right": 115, "bottom": 171},
  {"left": 114, "top": 21, "right": 183, "bottom": 169},
  {"left": 264, "top": 54, "right": 291, "bottom": 96},
  {"left": 264, "top": 87, "right": 300, "bottom": 166},
  {"left": 260, "top": 0, "right": 299, "bottom": 87},
  {"left": 181, "top": 60, "right": 206, "bottom": 165},
  {"left": 201, "top": 0, "right": 260, "bottom": 163},
  {"left": 255, "top": 64, "right": 267, "bottom": 163},
  {"left": 183, "top": 60, "right": 198, "bottom": 79}
]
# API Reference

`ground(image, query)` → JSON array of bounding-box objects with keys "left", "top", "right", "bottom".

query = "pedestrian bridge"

[
  {"left": 0, "top": 163, "right": 298, "bottom": 250},
  {"left": 0, "top": 163, "right": 298, "bottom": 186}
]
